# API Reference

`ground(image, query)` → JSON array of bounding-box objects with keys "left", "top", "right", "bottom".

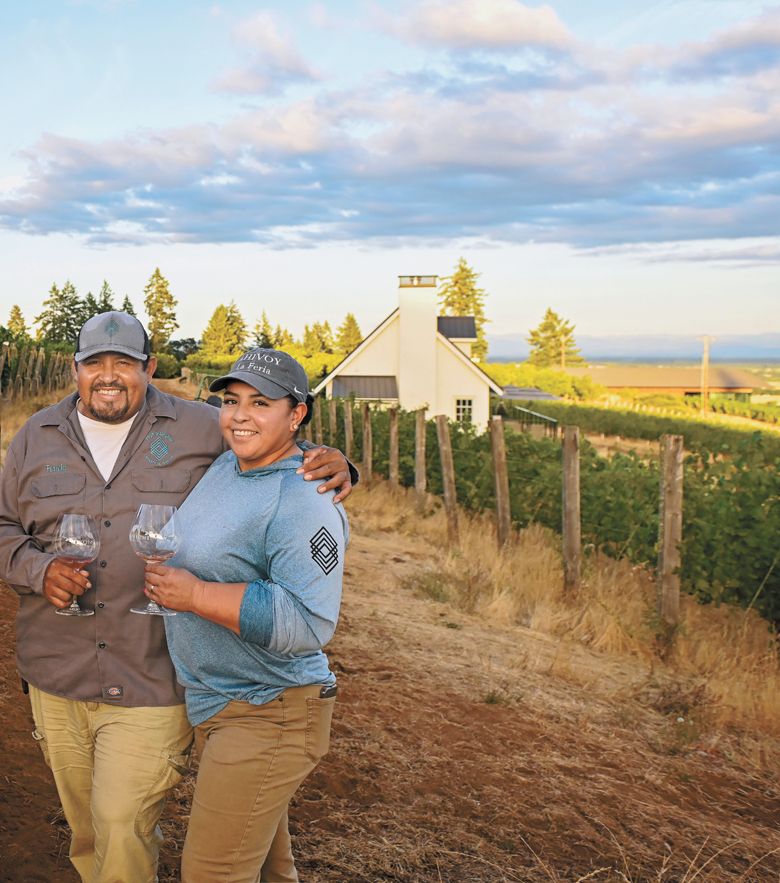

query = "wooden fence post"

[
  {"left": 415, "top": 409, "right": 427, "bottom": 513},
  {"left": 328, "top": 398, "right": 337, "bottom": 446},
  {"left": 388, "top": 408, "right": 399, "bottom": 485},
  {"left": 490, "top": 416, "right": 511, "bottom": 548},
  {"left": 343, "top": 400, "right": 353, "bottom": 461},
  {"left": 435, "top": 415, "right": 459, "bottom": 544},
  {"left": 657, "top": 434, "right": 684, "bottom": 644},
  {"left": 562, "top": 425, "right": 582, "bottom": 594},
  {"left": 313, "top": 397, "right": 323, "bottom": 446},
  {"left": 361, "top": 402, "right": 372, "bottom": 484},
  {"left": 0, "top": 342, "right": 9, "bottom": 396}
]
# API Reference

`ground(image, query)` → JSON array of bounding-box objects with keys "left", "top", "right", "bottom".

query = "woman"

[{"left": 144, "top": 347, "right": 348, "bottom": 883}]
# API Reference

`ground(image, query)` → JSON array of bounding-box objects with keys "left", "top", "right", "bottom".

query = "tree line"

[{"left": 3, "top": 258, "right": 587, "bottom": 384}]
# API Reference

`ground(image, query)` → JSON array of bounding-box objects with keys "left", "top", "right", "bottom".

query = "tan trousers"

[
  {"left": 182, "top": 685, "right": 335, "bottom": 883},
  {"left": 29, "top": 685, "right": 193, "bottom": 883}
]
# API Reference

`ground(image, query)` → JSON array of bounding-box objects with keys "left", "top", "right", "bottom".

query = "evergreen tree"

[
  {"left": 273, "top": 324, "right": 294, "bottom": 348},
  {"left": 526, "top": 308, "right": 585, "bottom": 368},
  {"left": 143, "top": 268, "right": 178, "bottom": 352},
  {"left": 121, "top": 294, "right": 136, "bottom": 316},
  {"left": 252, "top": 310, "right": 274, "bottom": 348},
  {"left": 7, "top": 305, "right": 29, "bottom": 339},
  {"left": 336, "top": 312, "right": 362, "bottom": 353},
  {"left": 82, "top": 291, "right": 100, "bottom": 321},
  {"left": 438, "top": 257, "right": 488, "bottom": 359},
  {"left": 302, "top": 324, "right": 320, "bottom": 356},
  {"left": 96, "top": 280, "right": 115, "bottom": 313},
  {"left": 200, "top": 302, "right": 247, "bottom": 357},
  {"left": 313, "top": 320, "right": 334, "bottom": 353},
  {"left": 35, "top": 281, "right": 83, "bottom": 345}
]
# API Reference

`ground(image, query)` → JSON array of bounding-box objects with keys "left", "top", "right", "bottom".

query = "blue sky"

[{"left": 1, "top": 0, "right": 778, "bottom": 349}]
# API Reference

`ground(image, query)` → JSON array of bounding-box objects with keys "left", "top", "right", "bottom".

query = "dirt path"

[{"left": 1, "top": 513, "right": 779, "bottom": 881}]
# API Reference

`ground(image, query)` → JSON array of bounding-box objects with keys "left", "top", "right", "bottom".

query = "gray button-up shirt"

[{"left": 0, "top": 386, "right": 225, "bottom": 707}]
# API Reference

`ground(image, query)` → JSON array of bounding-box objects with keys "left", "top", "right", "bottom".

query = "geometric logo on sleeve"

[{"left": 310, "top": 527, "right": 338, "bottom": 574}]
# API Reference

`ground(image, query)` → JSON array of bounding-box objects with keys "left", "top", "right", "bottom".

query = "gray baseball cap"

[
  {"left": 75, "top": 311, "right": 151, "bottom": 363},
  {"left": 209, "top": 348, "right": 309, "bottom": 402}
]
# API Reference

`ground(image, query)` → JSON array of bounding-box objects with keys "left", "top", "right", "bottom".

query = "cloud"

[
  {"left": 214, "top": 11, "right": 318, "bottom": 95},
  {"left": 2, "top": 6, "right": 780, "bottom": 260},
  {"left": 385, "top": 0, "right": 573, "bottom": 51}
]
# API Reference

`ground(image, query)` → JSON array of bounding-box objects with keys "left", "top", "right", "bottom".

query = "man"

[{"left": 0, "top": 311, "right": 353, "bottom": 883}]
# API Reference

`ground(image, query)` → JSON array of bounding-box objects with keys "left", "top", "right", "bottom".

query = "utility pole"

[{"left": 699, "top": 336, "right": 714, "bottom": 415}]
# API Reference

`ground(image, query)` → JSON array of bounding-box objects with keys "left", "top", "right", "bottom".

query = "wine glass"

[
  {"left": 129, "top": 504, "right": 180, "bottom": 616},
  {"left": 53, "top": 513, "right": 99, "bottom": 617}
]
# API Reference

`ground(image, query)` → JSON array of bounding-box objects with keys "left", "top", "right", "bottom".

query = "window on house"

[{"left": 456, "top": 398, "right": 473, "bottom": 423}]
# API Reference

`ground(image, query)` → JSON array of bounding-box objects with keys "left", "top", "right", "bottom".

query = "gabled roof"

[
  {"left": 313, "top": 309, "right": 399, "bottom": 395},
  {"left": 437, "top": 316, "right": 476, "bottom": 339},
  {"left": 435, "top": 331, "right": 504, "bottom": 395},
  {"left": 313, "top": 307, "right": 503, "bottom": 397}
]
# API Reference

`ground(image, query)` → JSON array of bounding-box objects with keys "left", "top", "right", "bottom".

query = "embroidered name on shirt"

[
  {"left": 145, "top": 431, "right": 174, "bottom": 466},
  {"left": 45, "top": 464, "right": 68, "bottom": 472},
  {"left": 310, "top": 527, "right": 338, "bottom": 574}
]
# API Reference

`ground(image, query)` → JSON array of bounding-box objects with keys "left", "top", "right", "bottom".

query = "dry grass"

[{"left": 351, "top": 481, "right": 780, "bottom": 745}]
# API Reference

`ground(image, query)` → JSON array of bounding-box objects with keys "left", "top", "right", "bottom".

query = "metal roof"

[
  {"left": 437, "top": 316, "right": 476, "bottom": 339},
  {"left": 566, "top": 365, "right": 762, "bottom": 390},
  {"left": 501, "top": 386, "right": 560, "bottom": 401},
  {"left": 332, "top": 376, "right": 399, "bottom": 399}
]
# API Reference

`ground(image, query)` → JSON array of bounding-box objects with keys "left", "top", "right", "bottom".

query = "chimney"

[{"left": 397, "top": 275, "right": 438, "bottom": 414}]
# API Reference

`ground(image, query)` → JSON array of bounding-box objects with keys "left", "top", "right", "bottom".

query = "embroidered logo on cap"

[
  {"left": 104, "top": 317, "right": 120, "bottom": 340},
  {"left": 310, "top": 527, "right": 338, "bottom": 574}
]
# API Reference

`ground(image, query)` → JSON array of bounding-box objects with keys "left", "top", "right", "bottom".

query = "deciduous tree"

[
  {"left": 143, "top": 268, "right": 178, "bottom": 351},
  {"left": 526, "top": 308, "right": 585, "bottom": 368},
  {"left": 438, "top": 258, "right": 488, "bottom": 359}
]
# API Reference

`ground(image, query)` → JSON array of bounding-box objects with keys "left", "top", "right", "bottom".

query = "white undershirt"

[{"left": 77, "top": 408, "right": 138, "bottom": 481}]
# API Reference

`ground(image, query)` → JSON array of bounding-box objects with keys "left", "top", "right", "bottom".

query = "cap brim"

[
  {"left": 209, "top": 371, "right": 294, "bottom": 399},
  {"left": 74, "top": 345, "right": 148, "bottom": 363}
]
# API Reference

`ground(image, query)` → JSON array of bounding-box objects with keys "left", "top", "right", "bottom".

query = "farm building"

[
  {"left": 313, "top": 275, "right": 502, "bottom": 431},
  {"left": 565, "top": 365, "right": 762, "bottom": 400}
]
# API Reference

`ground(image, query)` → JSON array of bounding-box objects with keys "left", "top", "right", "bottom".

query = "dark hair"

[{"left": 285, "top": 394, "right": 314, "bottom": 426}]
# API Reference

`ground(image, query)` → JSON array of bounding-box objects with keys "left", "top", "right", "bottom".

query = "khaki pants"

[
  {"left": 29, "top": 685, "right": 193, "bottom": 883},
  {"left": 182, "top": 685, "right": 335, "bottom": 883}
]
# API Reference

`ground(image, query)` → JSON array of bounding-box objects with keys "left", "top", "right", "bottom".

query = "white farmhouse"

[{"left": 313, "top": 275, "right": 502, "bottom": 431}]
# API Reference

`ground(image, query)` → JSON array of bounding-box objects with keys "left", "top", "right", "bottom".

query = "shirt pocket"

[
  {"left": 131, "top": 469, "right": 193, "bottom": 496},
  {"left": 30, "top": 473, "right": 87, "bottom": 499}
]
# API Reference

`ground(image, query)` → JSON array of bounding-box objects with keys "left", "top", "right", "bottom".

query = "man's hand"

[
  {"left": 297, "top": 445, "right": 353, "bottom": 503},
  {"left": 43, "top": 559, "right": 91, "bottom": 609}
]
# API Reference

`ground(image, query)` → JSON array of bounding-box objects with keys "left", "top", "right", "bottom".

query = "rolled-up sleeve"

[{"left": 239, "top": 485, "right": 347, "bottom": 655}]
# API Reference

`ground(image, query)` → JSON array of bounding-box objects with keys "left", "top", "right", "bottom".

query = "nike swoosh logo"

[{"left": 294, "top": 386, "right": 305, "bottom": 396}]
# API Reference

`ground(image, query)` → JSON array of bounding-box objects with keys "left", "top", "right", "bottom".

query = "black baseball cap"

[{"left": 209, "top": 348, "right": 309, "bottom": 402}]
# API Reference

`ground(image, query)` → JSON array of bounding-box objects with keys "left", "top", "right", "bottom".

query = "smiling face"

[
  {"left": 219, "top": 381, "right": 308, "bottom": 471},
  {"left": 74, "top": 352, "right": 157, "bottom": 423}
]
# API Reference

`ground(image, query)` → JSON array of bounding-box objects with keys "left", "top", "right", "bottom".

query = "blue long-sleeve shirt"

[{"left": 164, "top": 449, "right": 348, "bottom": 725}]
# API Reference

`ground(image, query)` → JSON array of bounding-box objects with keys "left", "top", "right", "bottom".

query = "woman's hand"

[{"left": 144, "top": 563, "right": 203, "bottom": 613}]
